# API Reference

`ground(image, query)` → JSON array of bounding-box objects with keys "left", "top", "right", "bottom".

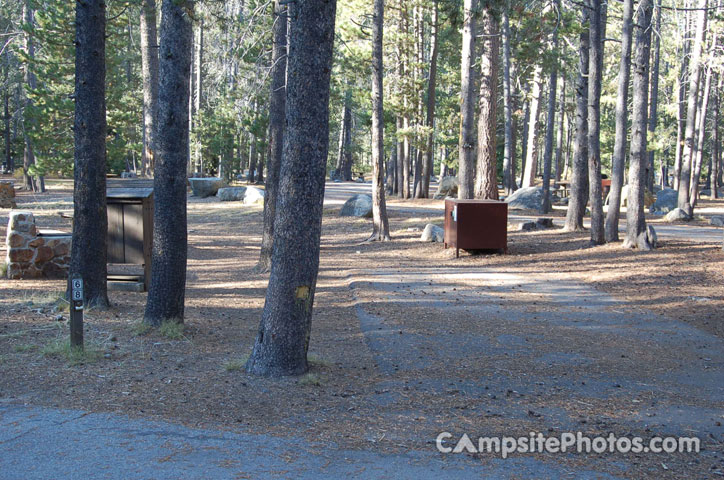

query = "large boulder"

[
  {"left": 664, "top": 208, "right": 691, "bottom": 222},
  {"left": 216, "top": 186, "right": 247, "bottom": 202},
  {"left": 0, "top": 181, "right": 16, "bottom": 198},
  {"left": 433, "top": 176, "right": 458, "bottom": 199},
  {"left": 650, "top": 188, "right": 678, "bottom": 214},
  {"left": 243, "top": 186, "right": 265, "bottom": 205},
  {"left": 420, "top": 224, "right": 444, "bottom": 242},
  {"left": 189, "top": 177, "right": 225, "bottom": 198},
  {"left": 340, "top": 194, "right": 373, "bottom": 218},
  {"left": 710, "top": 215, "right": 724, "bottom": 227},
  {"left": 504, "top": 186, "right": 551, "bottom": 211}
]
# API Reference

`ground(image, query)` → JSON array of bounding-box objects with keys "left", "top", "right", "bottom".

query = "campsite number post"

[{"left": 70, "top": 276, "right": 84, "bottom": 348}]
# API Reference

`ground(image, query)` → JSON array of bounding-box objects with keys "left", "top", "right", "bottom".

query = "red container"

[{"left": 444, "top": 199, "right": 508, "bottom": 257}]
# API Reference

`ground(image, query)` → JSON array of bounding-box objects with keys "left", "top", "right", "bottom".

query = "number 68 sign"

[{"left": 71, "top": 277, "right": 83, "bottom": 302}]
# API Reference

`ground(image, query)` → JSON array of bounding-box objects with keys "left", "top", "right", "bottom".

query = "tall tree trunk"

[
  {"left": 3, "top": 53, "right": 10, "bottom": 172},
  {"left": 193, "top": 19, "right": 203, "bottom": 175},
  {"left": 646, "top": 2, "right": 662, "bottom": 192},
  {"left": 246, "top": 0, "right": 337, "bottom": 377},
  {"left": 674, "top": 6, "right": 692, "bottom": 191},
  {"left": 144, "top": 0, "right": 193, "bottom": 325},
  {"left": 564, "top": 7, "right": 590, "bottom": 232},
  {"left": 70, "top": 0, "right": 109, "bottom": 309},
  {"left": 520, "top": 91, "right": 530, "bottom": 187},
  {"left": 522, "top": 66, "right": 543, "bottom": 188},
  {"left": 554, "top": 74, "right": 565, "bottom": 182},
  {"left": 248, "top": 132, "right": 257, "bottom": 182},
  {"left": 501, "top": 1, "right": 514, "bottom": 195},
  {"left": 458, "top": 0, "right": 477, "bottom": 199},
  {"left": 678, "top": 0, "right": 708, "bottom": 217},
  {"left": 587, "top": 0, "right": 605, "bottom": 245},
  {"left": 258, "top": 1, "right": 288, "bottom": 272},
  {"left": 605, "top": 0, "right": 633, "bottom": 242},
  {"left": 369, "top": 0, "right": 391, "bottom": 241},
  {"left": 541, "top": 0, "right": 561, "bottom": 213},
  {"left": 475, "top": 6, "right": 499, "bottom": 200},
  {"left": 22, "top": 1, "right": 39, "bottom": 192},
  {"left": 419, "top": 0, "right": 439, "bottom": 199},
  {"left": 140, "top": 0, "right": 159, "bottom": 178},
  {"left": 691, "top": 60, "right": 714, "bottom": 207},
  {"left": 712, "top": 74, "right": 721, "bottom": 199},
  {"left": 624, "top": 0, "right": 654, "bottom": 250}
]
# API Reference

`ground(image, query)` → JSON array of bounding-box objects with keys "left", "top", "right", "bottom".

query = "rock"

[
  {"left": 504, "top": 186, "right": 552, "bottom": 210},
  {"left": 216, "top": 186, "right": 247, "bottom": 202},
  {"left": 433, "top": 176, "right": 458, "bottom": 199},
  {"left": 243, "top": 186, "right": 265, "bottom": 205},
  {"left": 7, "top": 233, "right": 27, "bottom": 248},
  {"left": 664, "top": 208, "right": 691, "bottom": 222},
  {"left": 0, "top": 181, "right": 15, "bottom": 198},
  {"left": 536, "top": 217, "right": 555, "bottom": 229},
  {"left": 420, "top": 224, "right": 444, "bottom": 242},
  {"left": 189, "top": 177, "right": 225, "bottom": 198},
  {"left": 711, "top": 215, "right": 724, "bottom": 227},
  {"left": 354, "top": 177, "right": 366, "bottom": 184},
  {"left": 517, "top": 221, "right": 537, "bottom": 232},
  {"left": 340, "top": 194, "right": 373, "bottom": 218},
  {"left": 646, "top": 225, "right": 657, "bottom": 248},
  {"left": 650, "top": 188, "right": 678, "bottom": 214}
]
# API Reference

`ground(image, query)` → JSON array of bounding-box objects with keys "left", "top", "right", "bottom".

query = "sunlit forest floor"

[{"left": 1, "top": 178, "right": 723, "bottom": 478}]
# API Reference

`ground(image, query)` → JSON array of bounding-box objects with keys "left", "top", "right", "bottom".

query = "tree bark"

[
  {"left": 564, "top": 7, "right": 590, "bottom": 232},
  {"left": 257, "top": 1, "right": 288, "bottom": 272},
  {"left": 419, "top": 0, "right": 439, "bottom": 199},
  {"left": 623, "top": 0, "right": 654, "bottom": 250},
  {"left": 246, "top": 0, "right": 337, "bottom": 377},
  {"left": 554, "top": 74, "right": 565, "bottom": 182},
  {"left": 193, "top": 18, "right": 203, "bottom": 175},
  {"left": 587, "top": 0, "right": 605, "bottom": 245},
  {"left": 70, "top": 0, "right": 109, "bottom": 308},
  {"left": 522, "top": 66, "right": 543, "bottom": 188},
  {"left": 144, "top": 0, "right": 193, "bottom": 325},
  {"left": 3, "top": 53, "right": 10, "bottom": 172},
  {"left": 604, "top": 0, "right": 633, "bottom": 243},
  {"left": 712, "top": 74, "right": 721, "bottom": 198},
  {"left": 501, "top": 1, "right": 514, "bottom": 195},
  {"left": 369, "top": 0, "right": 391, "bottom": 241},
  {"left": 540, "top": 0, "right": 561, "bottom": 213},
  {"left": 458, "top": 0, "right": 477, "bottom": 199},
  {"left": 678, "top": 0, "right": 708, "bottom": 216},
  {"left": 475, "top": 6, "right": 499, "bottom": 200},
  {"left": 646, "top": 2, "right": 662, "bottom": 192},
  {"left": 690, "top": 59, "right": 713, "bottom": 207},
  {"left": 22, "top": 1, "right": 40, "bottom": 192},
  {"left": 140, "top": 0, "right": 159, "bottom": 177}
]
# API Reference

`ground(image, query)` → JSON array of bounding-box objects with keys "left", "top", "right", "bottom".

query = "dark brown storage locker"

[
  {"left": 444, "top": 199, "right": 507, "bottom": 257},
  {"left": 106, "top": 188, "right": 153, "bottom": 291}
]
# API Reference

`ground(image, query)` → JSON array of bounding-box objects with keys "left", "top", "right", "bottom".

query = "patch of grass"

[
  {"left": 131, "top": 320, "right": 152, "bottom": 336},
  {"left": 0, "top": 261, "right": 7, "bottom": 277},
  {"left": 13, "top": 344, "right": 36, "bottom": 353},
  {"left": 41, "top": 338, "right": 100, "bottom": 366},
  {"left": 224, "top": 354, "right": 250, "bottom": 372},
  {"left": 159, "top": 321, "right": 185, "bottom": 340},
  {"left": 307, "top": 353, "right": 331, "bottom": 367},
  {"left": 24, "top": 290, "right": 65, "bottom": 309},
  {"left": 298, "top": 373, "right": 322, "bottom": 386}
]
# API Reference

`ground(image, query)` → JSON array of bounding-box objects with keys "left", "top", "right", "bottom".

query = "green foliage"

[
  {"left": 159, "top": 320, "right": 185, "bottom": 340},
  {"left": 41, "top": 338, "right": 101, "bottom": 365}
]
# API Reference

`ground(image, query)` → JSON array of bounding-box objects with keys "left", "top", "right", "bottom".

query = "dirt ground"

[{"left": 1, "top": 180, "right": 723, "bottom": 478}]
